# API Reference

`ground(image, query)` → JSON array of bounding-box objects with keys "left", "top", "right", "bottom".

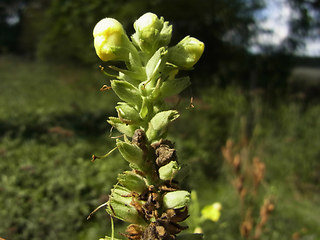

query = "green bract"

[{"left": 92, "top": 12, "right": 204, "bottom": 240}]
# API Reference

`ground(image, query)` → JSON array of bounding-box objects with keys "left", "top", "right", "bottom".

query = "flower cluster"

[{"left": 92, "top": 12, "right": 204, "bottom": 240}]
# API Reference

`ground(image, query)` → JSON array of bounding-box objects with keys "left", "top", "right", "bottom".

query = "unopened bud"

[
  {"left": 117, "top": 171, "right": 148, "bottom": 194},
  {"left": 132, "top": 12, "right": 172, "bottom": 53},
  {"left": 93, "top": 18, "right": 134, "bottom": 62},
  {"left": 168, "top": 36, "right": 204, "bottom": 69},
  {"left": 116, "top": 102, "right": 142, "bottom": 124},
  {"left": 159, "top": 161, "right": 180, "bottom": 180},
  {"left": 146, "top": 110, "right": 180, "bottom": 141},
  {"left": 163, "top": 190, "right": 191, "bottom": 209},
  {"left": 107, "top": 117, "right": 137, "bottom": 137},
  {"left": 116, "top": 140, "right": 144, "bottom": 168},
  {"left": 107, "top": 185, "right": 146, "bottom": 224}
]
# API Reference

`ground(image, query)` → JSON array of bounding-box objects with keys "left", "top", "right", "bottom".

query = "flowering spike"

[{"left": 91, "top": 12, "right": 204, "bottom": 240}]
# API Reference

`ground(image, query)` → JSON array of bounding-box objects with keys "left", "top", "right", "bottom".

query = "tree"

[
  {"left": 30, "top": 0, "right": 263, "bottom": 65},
  {"left": 282, "top": 0, "right": 320, "bottom": 52}
]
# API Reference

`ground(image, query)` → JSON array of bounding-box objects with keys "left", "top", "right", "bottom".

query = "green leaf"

[{"left": 111, "top": 80, "right": 142, "bottom": 107}]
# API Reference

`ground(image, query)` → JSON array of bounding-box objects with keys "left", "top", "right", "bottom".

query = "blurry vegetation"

[{"left": 0, "top": 0, "right": 320, "bottom": 239}]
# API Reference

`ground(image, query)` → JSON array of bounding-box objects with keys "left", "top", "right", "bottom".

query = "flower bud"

[
  {"left": 163, "top": 190, "right": 191, "bottom": 209},
  {"left": 107, "top": 185, "right": 146, "bottom": 224},
  {"left": 146, "top": 110, "right": 179, "bottom": 141},
  {"left": 132, "top": 12, "right": 172, "bottom": 53},
  {"left": 168, "top": 36, "right": 204, "bottom": 69},
  {"left": 158, "top": 161, "right": 180, "bottom": 181},
  {"left": 93, "top": 18, "right": 134, "bottom": 62},
  {"left": 107, "top": 117, "right": 137, "bottom": 137},
  {"left": 116, "top": 140, "right": 144, "bottom": 168},
  {"left": 117, "top": 171, "right": 148, "bottom": 194},
  {"left": 116, "top": 102, "right": 142, "bottom": 124}
]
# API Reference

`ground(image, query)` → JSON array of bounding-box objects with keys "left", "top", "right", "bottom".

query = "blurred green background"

[{"left": 0, "top": 0, "right": 319, "bottom": 239}]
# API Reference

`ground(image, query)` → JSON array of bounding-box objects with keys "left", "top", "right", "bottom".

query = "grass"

[{"left": 0, "top": 55, "right": 320, "bottom": 240}]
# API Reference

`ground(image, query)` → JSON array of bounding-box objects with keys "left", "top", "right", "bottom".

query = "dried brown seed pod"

[{"left": 151, "top": 139, "right": 177, "bottom": 167}]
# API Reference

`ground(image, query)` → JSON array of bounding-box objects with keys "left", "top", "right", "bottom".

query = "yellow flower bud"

[
  {"left": 168, "top": 36, "right": 205, "bottom": 69},
  {"left": 132, "top": 12, "right": 172, "bottom": 53},
  {"left": 134, "top": 12, "right": 163, "bottom": 41},
  {"left": 93, "top": 18, "right": 132, "bottom": 62}
]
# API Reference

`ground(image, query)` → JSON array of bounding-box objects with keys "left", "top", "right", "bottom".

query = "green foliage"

[
  {"left": 1, "top": 56, "right": 319, "bottom": 239},
  {"left": 0, "top": 136, "right": 127, "bottom": 240},
  {"left": 27, "top": 0, "right": 264, "bottom": 65},
  {"left": 0, "top": 55, "right": 125, "bottom": 240}
]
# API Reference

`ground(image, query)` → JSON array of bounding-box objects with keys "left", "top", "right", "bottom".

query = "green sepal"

[
  {"left": 107, "top": 117, "right": 137, "bottom": 137},
  {"left": 145, "top": 47, "right": 168, "bottom": 85},
  {"left": 107, "top": 185, "right": 146, "bottom": 224},
  {"left": 146, "top": 110, "right": 179, "bottom": 141},
  {"left": 158, "top": 161, "right": 180, "bottom": 181},
  {"left": 116, "top": 139, "right": 144, "bottom": 167},
  {"left": 116, "top": 102, "right": 142, "bottom": 124},
  {"left": 163, "top": 190, "right": 191, "bottom": 209},
  {"left": 159, "top": 76, "right": 191, "bottom": 99},
  {"left": 111, "top": 80, "right": 142, "bottom": 107},
  {"left": 176, "top": 233, "right": 203, "bottom": 240},
  {"left": 128, "top": 51, "right": 143, "bottom": 71},
  {"left": 110, "top": 65, "right": 144, "bottom": 84},
  {"left": 139, "top": 96, "right": 152, "bottom": 119},
  {"left": 117, "top": 72, "right": 140, "bottom": 87},
  {"left": 118, "top": 171, "right": 148, "bottom": 194},
  {"left": 150, "top": 78, "right": 162, "bottom": 99},
  {"left": 158, "top": 21, "right": 172, "bottom": 47}
]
